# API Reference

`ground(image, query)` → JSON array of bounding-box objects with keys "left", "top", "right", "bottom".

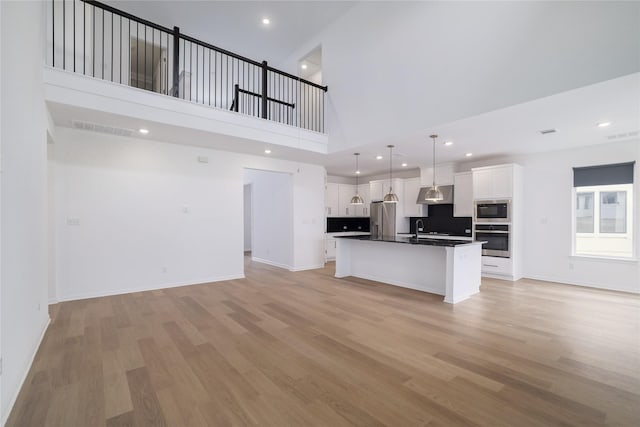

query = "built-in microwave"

[{"left": 474, "top": 200, "right": 510, "bottom": 223}]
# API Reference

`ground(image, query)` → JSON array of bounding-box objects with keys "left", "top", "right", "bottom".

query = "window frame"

[{"left": 572, "top": 183, "right": 635, "bottom": 259}]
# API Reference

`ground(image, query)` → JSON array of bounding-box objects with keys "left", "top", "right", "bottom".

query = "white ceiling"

[
  {"left": 324, "top": 73, "right": 640, "bottom": 177},
  {"left": 104, "top": 1, "right": 356, "bottom": 65}
]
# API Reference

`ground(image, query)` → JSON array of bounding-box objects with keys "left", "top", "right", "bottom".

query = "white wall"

[
  {"left": 1, "top": 1, "right": 50, "bottom": 423},
  {"left": 51, "top": 127, "right": 326, "bottom": 302},
  {"left": 245, "top": 169, "right": 293, "bottom": 269},
  {"left": 280, "top": 1, "right": 640, "bottom": 153},
  {"left": 458, "top": 139, "right": 640, "bottom": 293}
]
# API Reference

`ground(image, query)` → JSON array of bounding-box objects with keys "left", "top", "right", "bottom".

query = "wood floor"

[{"left": 7, "top": 258, "right": 640, "bottom": 426}]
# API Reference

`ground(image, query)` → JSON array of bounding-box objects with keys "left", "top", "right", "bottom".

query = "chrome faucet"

[{"left": 415, "top": 219, "right": 424, "bottom": 239}]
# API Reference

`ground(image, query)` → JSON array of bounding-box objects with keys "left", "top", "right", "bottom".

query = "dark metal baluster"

[
  {"left": 144, "top": 26, "right": 147, "bottom": 89},
  {"left": 214, "top": 51, "right": 217, "bottom": 106},
  {"left": 261, "top": 61, "right": 268, "bottom": 119},
  {"left": 208, "top": 49, "right": 211, "bottom": 105},
  {"left": 151, "top": 28, "right": 154, "bottom": 91},
  {"left": 182, "top": 38, "right": 185, "bottom": 97},
  {"left": 135, "top": 22, "right": 138, "bottom": 87},
  {"left": 202, "top": 47, "right": 205, "bottom": 103},
  {"left": 195, "top": 44, "right": 198, "bottom": 102},
  {"left": 172, "top": 27, "right": 180, "bottom": 97}
]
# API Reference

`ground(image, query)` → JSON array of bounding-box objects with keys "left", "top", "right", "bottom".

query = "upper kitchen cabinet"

[
  {"left": 326, "top": 183, "right": 340, "bottom": 216},
  {"left": 370, "top": 179, "right": 404, "bottom": 204},
  {"left": 403, "top": 177, "right": 423, "bottom": 217},
  {"left": 338, "top": 184, "right": 357, "bottom": 216},
  {"left": 420, "top": 163, "right": 455, "bottom": 186},
  {"left": 472, "top": 164, "right": 515, "bottom": 200},
  {"left": 453, "top": 172, "right": 473, "bottom": 217},
  {"left": 354, "top": 184, "right": 370, "bottom": 216},
  {"left": 369, "top": 180, "right": 385, "bottom": 202}
]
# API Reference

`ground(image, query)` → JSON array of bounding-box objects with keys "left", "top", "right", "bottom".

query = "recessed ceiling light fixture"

[
  {"left": 465, "top": 152, "right": 473, "bottom": 157},
  {"left": 301, "top": 64, "right": 308, "bottom": 70},
  {"left": 262, "top": 17, "right": 270, "bottom": 25},
  {"left": 376, "top": 155, "right": 383, "bottom": 160},
  {"left": 264, "top": 149, "right": 271, "bottom": 154},
  {"left": 597, "top": 122, "right": 611, "bottom": 128},
  {"left": 444, "top": 141, "right": 453, "bottom": 146},
  {"left": 401, "top": 163, "right": 408, "bottom": 167},
  {"left": 139, "top": 128, "right": 149, "bottom": 134}
]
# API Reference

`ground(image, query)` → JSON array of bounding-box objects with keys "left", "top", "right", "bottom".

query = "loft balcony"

[{"left": 45, "top": 0, "right": 328, "bottom": 153}]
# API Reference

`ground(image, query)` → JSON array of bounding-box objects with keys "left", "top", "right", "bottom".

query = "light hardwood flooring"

[{"left": 6, "top": 258, "right": 640, "bottom": 426}]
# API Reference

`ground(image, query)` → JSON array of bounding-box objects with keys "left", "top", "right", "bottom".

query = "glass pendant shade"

[
  {"left": 382, "top": 144, "right": 398, "bottom": 203},
  {"left": 350, "top": 194, "right": 364, "bottom": 205}
]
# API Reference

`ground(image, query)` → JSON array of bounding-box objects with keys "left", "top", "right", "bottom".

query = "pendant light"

[
  {"left": 425, "top": 134, "right": 444, "bottom": 201},
  {"left": 350, "top": 153, "right": 364, "bottom": 205},
  {"left": 383, "top": 145, "right": 399, "bottom": 203}
]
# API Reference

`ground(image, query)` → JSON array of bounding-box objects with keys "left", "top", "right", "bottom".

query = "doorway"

[{"left": 242, "top": 168, "right": 293, "bottom": 270}]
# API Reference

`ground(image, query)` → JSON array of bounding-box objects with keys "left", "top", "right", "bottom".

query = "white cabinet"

[
  {"left": 326, "top": 183, "right": 339, "bottom": 216},
  {"left": 369, "top": 180, "right": 385, "bottom": 202},
  {"left": 453, "top": 172, "right": 473, "bottom": 217},
  {"left": 354, "top": 184, "right": 370, "bottom": 217},
  {"left": 403, "top": 177, "right": 422, "bottom": 217},
  {"left": 472, "top": 165, "right": 514, "bottom": 200},
  {"left": 421, "top": 163, "right": 455, "bottom": 186},
  {"left": 338, "top": 184, "right": 356, "bottom": 216}
]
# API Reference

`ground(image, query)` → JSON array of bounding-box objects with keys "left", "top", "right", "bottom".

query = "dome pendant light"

[
  {"left": 383, "top": 145, "right": 399, "bottom": 203},
  {"left": 350, "top": 153, "right": 364, "bottom": 205},
  {"left": 425, "top": 134, "right": 444, "bottom": 202}
]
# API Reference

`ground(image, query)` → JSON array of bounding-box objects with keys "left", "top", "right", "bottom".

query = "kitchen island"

[{"left": 335, "top": 235, "right": 484, "bottom": 304}]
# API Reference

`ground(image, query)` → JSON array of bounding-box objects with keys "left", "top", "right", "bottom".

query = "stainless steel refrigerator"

[{"left": 370, "top": 201, "right": 396, "bottom": 240}]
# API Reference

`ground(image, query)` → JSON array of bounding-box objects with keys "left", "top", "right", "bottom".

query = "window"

[{"left": 572, "top": 162, "right": 635, "bottom": 259}]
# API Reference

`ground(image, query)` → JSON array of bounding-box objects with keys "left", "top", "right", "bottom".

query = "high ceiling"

[{"left": 104, "top": 1, "right": 356, "bottom": 65}]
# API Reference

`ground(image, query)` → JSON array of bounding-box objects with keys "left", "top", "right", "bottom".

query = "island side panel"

[
  {"left": 335, "top": 238, "right": 352, "bottom": 278},
  {"left": 336, "top": 239, "right": 447, "bottom": 296},
  {"left": 444, "top": 243, "right": 483, "bottom": 304}
]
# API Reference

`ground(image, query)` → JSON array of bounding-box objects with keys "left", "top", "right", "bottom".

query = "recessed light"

[
  {"left": 376, "top": 155, "right": 383, "bottom": 160},
  {"left": 465, "top": 152, "right": 473, "bottom": 157},
  {"left": 597, "top": 122, "right": 611, "bottom": 128},
  {"left": 139, "top": 128, "right": 149, "bottom": 134},
  {"left": 401, "top": 163, "right": 408, "bottom": 167},
  {"left": 262, "top": 18, "right": 270, "bottom": 25},
  {"left": 443, "top": 141, "right": 453, "bottom": 146},
  {"left": 355, "top": 170, "right": 361, "bottom": 174},
  {"left": 264, "top": 149, "right": 271, "bottom": 154},
  {"left": 301, "top": 64, "right": 308, "bottom": 70}
]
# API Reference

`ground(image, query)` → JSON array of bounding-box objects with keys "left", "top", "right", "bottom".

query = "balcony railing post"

[
  {"left": 261, "top": 60, "right": 268, "bottom": 119},
  {"left": 234, "top": 84, "right": 240, "bottom": 112},
  {"left": 172, "top": 26, "right": 180, "bottom": 97}
]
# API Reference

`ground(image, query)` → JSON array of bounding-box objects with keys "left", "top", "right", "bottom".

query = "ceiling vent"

[
  {"left": 539, "top": 128, "right": 557, "bottom": 135},
  {"left": 72, "top": 120, "right": 135, "bottom": 137},
  {"left": 606, "top": 130, "right": 639, "bottom": 141}
]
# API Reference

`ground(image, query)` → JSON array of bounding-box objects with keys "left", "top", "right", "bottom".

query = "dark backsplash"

[
  {"left": 409, "top": 204, "right": 472, "bottom": 237},
  {"left": 327, "top": 217, "right": 370, "bottom": 233}
]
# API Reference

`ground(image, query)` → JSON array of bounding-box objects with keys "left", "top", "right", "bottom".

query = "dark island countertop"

[{"left": 334, "top": 235, "right": 484, "bottom": 247}]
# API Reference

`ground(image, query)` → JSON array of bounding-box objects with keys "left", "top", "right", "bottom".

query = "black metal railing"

[{"left": 48, "top": 0, "right": 327, "bottom": 133}]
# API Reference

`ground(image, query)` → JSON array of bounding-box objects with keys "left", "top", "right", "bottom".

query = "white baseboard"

[
  {"left": 289, "top": 264, "right": 325, "bottom": 272},
  {"left": 2, "top": 317, "right": 51, "bottom": 427},
  {"left": 251, "top": 257, "right": 292, "bottom": 271},
  {"left": 523, "top": 274, "right": 640, "bottom": 294},
  {"left": 55, "top": 273, "right": 245, "bottom": 303}
]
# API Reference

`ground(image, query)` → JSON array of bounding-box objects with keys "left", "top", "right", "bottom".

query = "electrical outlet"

[
  {"left": 67, "top": 218, "right": 80, "bottom": 226},
  {"left": 162, "top": 267, "right": 167, "bottom": 273}
]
